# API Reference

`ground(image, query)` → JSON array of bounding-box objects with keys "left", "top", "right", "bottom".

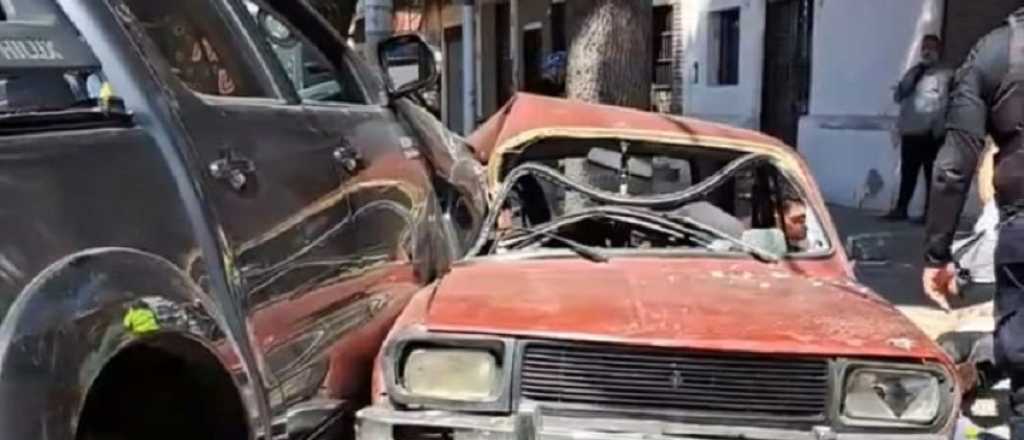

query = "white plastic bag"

[{"left": 953, "top": 202, "right": 999, "bottom": 292}]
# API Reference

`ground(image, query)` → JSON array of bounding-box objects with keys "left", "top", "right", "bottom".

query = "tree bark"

[
  {"left": 308, "top": 0, "right": 358, "bottom": 38},
  {"left": 563, "top": 0, "right": 652, "bottom": 210},
  {"left": 364, "top": 0, "right": 394, "bottom": 62},
  {"left": 565, "top": 0, "right": 652, "bottom": 109}
]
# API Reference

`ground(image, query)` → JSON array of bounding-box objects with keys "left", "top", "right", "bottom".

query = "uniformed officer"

[{"left": 924, "top": 9, "right": 1024, "bottom": 439}]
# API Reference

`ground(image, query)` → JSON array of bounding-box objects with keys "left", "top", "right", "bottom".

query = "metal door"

[
  {"left": 522, "top": 28, "right": 544, "bottom": 93},
  {"left": 495, "top": 2, "right": 513, "bottom": 106},
  {"left": 444, "top": 26, "right": 464, "bottom": 134},
  {"left": 760, "top": 0, "right": 813, "bottom": 148}
]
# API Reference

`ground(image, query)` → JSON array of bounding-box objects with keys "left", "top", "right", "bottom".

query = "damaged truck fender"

[{"left": 0, "top": 248, "right": 257, "bottom": 440}]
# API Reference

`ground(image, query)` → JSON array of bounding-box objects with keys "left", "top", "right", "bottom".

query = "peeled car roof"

[{"left": 466, "top": 93, "right": 786, "bottom": 165}]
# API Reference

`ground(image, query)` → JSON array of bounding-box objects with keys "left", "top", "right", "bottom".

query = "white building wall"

[
  {"left": 683, "top": 0, "right": 765, "bottom": 129},
  {"left": 798, "top": 0, "right": 963, "bottom": 215},
  {"left": 683, "top": 0, "right": 983, "bottom": 216}
]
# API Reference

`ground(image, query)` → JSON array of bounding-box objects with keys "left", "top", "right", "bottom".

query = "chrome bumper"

[{"left": 357, "top": 406, "right": 951, "bottom": 440}]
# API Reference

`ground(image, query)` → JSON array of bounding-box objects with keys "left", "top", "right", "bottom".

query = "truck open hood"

[{"left": 425, "top": 257, "right": 946, "bottom": 361}]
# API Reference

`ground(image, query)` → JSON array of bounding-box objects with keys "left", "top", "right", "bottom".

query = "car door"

[
  {"left": 237, "top": 0, "right": 447, "bottom": 403},
  {"left": 113, "top": 0, "right": 379, "bottom": 412}
]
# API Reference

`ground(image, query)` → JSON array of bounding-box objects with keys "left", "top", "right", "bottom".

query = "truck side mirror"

[{"left": 377, "top": 34, "right": 440, "bottom": 99}]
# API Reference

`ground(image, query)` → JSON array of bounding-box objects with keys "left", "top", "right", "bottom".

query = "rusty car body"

[
  {"left": 358, "top": 94, "right": 962, "bottom": 440},
  {"left": 0, "top": 1, "right": 484, "bottom": 439}
]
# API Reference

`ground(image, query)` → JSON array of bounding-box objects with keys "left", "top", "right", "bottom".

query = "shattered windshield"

[{"left": 467, "top": 139, "right": 831, "bottom": 260}]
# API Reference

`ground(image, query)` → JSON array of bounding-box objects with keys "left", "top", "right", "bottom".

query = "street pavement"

[
  {"left": 828, "top": 204, "right": 993, "bottom": 338},
  {"left": 828, "top": 205, "right": 1008, "bottom": 438}
]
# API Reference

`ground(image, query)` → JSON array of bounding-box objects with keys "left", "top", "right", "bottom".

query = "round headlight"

[
  {"left": 843, "top": 368, "right": 943, "bottom": 424},
  {"left": 401, "top": 348, "right": 500, "bottom": 401}
]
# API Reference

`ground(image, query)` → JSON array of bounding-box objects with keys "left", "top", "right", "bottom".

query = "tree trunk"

[
  {"left": 307, "top": 0, "right": 358, "bottom": 38},
  {"left": 563, "top": 0, "right": 652, "bottom": 210},
  {"left": 364, "top": 0, "right": 394, "bottom": 62},
  {"left": 565, "top": 0, "right": 652, "bottom": 109}
]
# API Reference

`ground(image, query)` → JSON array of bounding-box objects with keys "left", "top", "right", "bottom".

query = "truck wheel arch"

[
  {"left": 0, "top": 247, "right": 260, "bottom": 440},
  {"left": 76, "top": 333, "right": 250, "bottom": 440}
]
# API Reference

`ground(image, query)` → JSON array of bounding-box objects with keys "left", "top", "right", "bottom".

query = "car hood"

[{"left": 425, "top": 257, "right": 945, "bottom": 361}]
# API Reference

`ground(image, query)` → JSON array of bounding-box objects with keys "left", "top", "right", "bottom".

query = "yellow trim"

[{"left": 484, "top": 127, "right": 804, "bottom": 191}]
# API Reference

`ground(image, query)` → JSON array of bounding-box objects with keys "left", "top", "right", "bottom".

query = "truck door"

[
  {"left": 114, "top": 0, "right": 376, "bottom": 411},
  {"left": 236, "top": 0, "right": 445, "bottom": 402}
]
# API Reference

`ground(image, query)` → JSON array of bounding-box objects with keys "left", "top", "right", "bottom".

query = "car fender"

[{"left": 0, "top": 247, "right": 258, "bottom": 440}]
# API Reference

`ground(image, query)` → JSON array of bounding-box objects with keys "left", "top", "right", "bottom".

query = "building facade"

[
  {"left": 420, "top": 0, "right": 689, "bottom": 135},
  {"left": 682, "top": 0, "right": 1018, "bottom": 215}
]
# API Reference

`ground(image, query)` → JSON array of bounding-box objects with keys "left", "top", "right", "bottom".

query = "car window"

[
  {"left": 241, "top": 1, "right": 366, "bottom": 105},
  {"left": 119, "top": 0, "right": 271, "bottom": 98}
]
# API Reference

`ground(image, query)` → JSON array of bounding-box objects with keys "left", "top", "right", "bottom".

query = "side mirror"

[
  {"left": 846, "top": 233, "right": 891, "bottom": 265},
  {"left": 377, "top": 34, "right": 439, "bottom": 99}
]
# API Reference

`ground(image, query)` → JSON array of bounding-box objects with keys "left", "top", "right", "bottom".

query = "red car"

[{"left": 357, "top": 94, "right": 962, "bottom": 440}]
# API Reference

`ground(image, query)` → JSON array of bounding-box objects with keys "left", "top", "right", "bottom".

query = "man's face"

[
  {"left": 920, "top": 39, "right": 941, "bottom": 65},
  {"left": 782, "top": 202, "right": 808, "bottom": 244}
]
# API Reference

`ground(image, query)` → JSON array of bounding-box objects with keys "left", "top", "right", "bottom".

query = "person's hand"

[{"left": 922, "top": 264, "right": 959, "bottom": 311}]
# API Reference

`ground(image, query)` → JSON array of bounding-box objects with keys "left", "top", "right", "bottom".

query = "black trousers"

[
  {"left": 994, "top": 221, "right": 1024, "bottom": 440},
  {"left": 894, "top": 134, "right": 942, "bottom": 214}
]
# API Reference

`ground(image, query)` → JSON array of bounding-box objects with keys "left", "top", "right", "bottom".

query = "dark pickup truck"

[{"left": 0, "top": 1, "right": 485, "bottom": 439}]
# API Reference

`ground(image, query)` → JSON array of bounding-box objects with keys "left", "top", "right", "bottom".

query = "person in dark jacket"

[
  {"left": 885, "top": 34, "right": 953, "bottom": 222},
  {"left": 923, "top": 9, "right": 1024, "bottom": 440}
]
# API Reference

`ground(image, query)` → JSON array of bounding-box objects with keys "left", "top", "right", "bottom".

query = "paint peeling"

[
  {"left": 427, "top": 258, "right": 945, "bottom": 360},
  {"left": 888, "top": 337, "right": 915, "bottom": 351}
]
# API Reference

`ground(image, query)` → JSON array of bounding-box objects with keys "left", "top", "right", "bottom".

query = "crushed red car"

[{"left": 357, "top": 94, "right": 962, "bottom": 440}]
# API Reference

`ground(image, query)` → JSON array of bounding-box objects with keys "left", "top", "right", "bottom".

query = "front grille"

[{"left": 518, "top": 342, "right": 830, "bottom": 420}]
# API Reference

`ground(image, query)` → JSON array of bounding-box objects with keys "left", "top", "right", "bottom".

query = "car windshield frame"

[{"left": 468, "top": 142, "right": 836, "bottom": 262}]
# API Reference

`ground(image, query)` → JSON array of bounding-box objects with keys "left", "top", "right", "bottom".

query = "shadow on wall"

[{"left": 855, "top": 168, "right": 886, "bottom": 209}]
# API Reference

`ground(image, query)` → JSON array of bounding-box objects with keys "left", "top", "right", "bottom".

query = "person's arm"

[
  {"left": 924, "top": 35, "right": 999, "bottom": 266},
  {"left": 977, "top": 140, "right": 998, "bottom": 205},
  {"left": 895, "top": 64, "right": 924, "bottom": 102}
]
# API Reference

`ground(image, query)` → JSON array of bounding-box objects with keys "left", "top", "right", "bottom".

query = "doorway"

[
  {"left": 444, "top": 26, "right": 464, "bottom": 134},
  {"left": 522, "top": 27, "right": 544, "bottom": 93},
  {"left": 495, "top": 2, "right": 513, "bottom": 106},
  {"left": 760, "top": 0, "right": 813, "bottom": 148},
  {"left": 943, "top": 0, "right": 1019, "bottom": 67}
]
